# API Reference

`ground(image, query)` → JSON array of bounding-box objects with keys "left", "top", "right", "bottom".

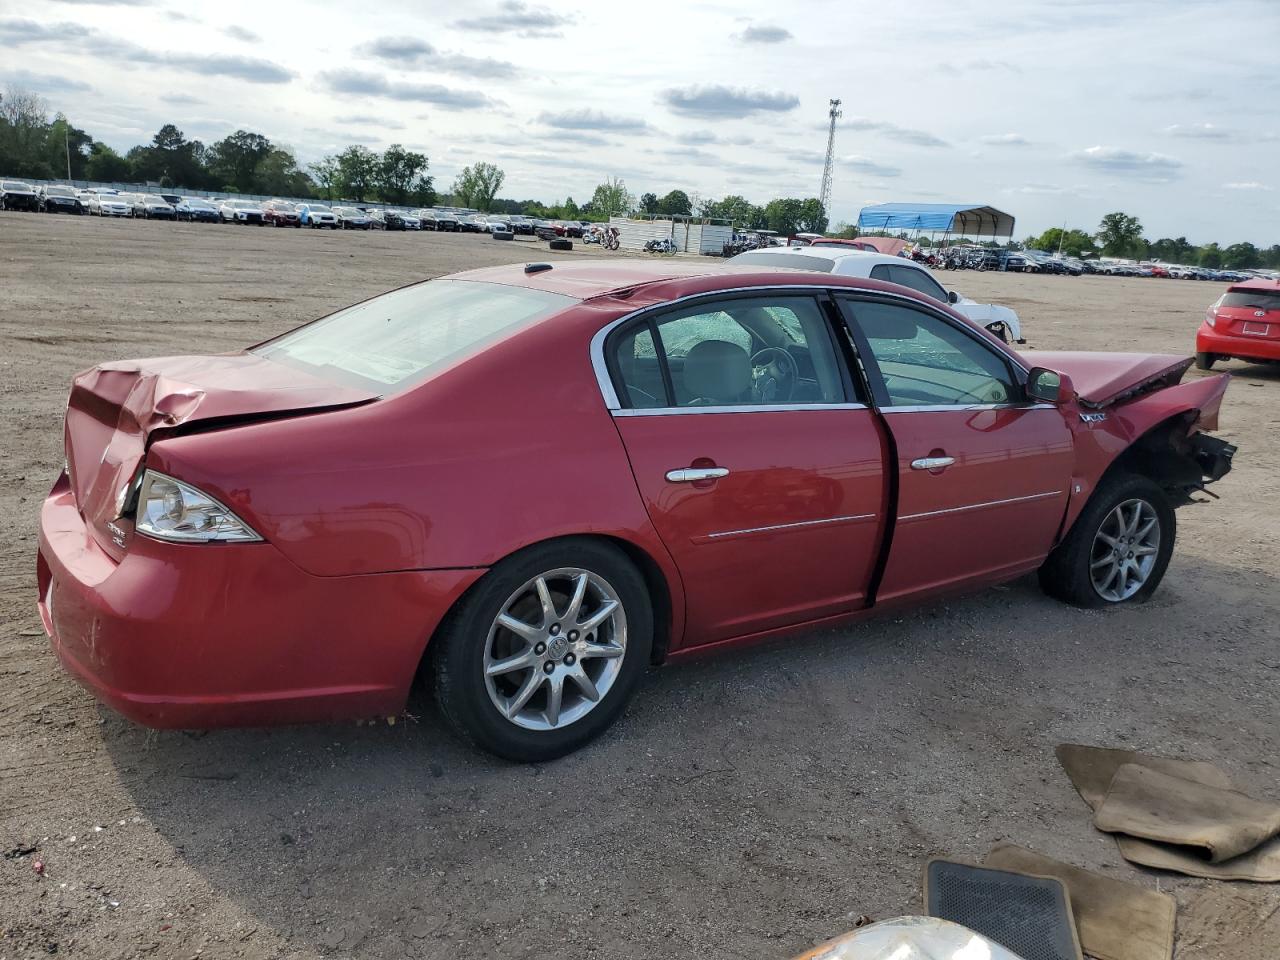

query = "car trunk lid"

[
  {"left": 1213, "top": 289, "right": 1280, "bottom": 339},
  {"left": 64, "top": 353, "right": 375, "bottom": 560},
  {"left": 1028, "top": 352, "right": 1194, "bottom": 408}
]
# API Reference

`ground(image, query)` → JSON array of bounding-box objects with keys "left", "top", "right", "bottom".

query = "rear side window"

[
  {"left": 256, "top": 280, "right": 575, "bottom": 394},
  {"left": 1221, "top": 289, "right": 1280, "bottom": 311},
  {"left": 610, "top": 296, "right": 849, "bottom": 409},
  {"left": 869, "top": 263, "right": 947, "bottom": 303}
]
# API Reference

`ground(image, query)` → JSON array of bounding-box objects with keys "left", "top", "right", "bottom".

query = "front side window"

[
  {"left": 611, "top": 296, "right": 848, "bottom": 409},
  {"left": 844, "top": 300, "right": 1016, "bottom": 407}
]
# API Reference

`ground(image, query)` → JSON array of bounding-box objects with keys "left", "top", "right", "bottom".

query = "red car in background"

[
  {"left": 262, "top": 200, "right": 301, "bottom": 227},
  {"left": 1196, "top": 278, "right": 1280, "bottom": 369},
  {"left": 38, "top": 262, "right": 1235, "bottom": 761}
]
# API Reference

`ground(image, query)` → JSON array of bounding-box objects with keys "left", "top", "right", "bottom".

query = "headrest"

[{"left": 683, "top": 339, "right": 751, "bottom": 403}]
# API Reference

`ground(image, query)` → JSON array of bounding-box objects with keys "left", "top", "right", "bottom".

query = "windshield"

[
  {"left": 255, "top": 280, "right": 575, "bottom": 395},
  {"left": 730, "top": 252, "right": 837, "bottom": 273},
  {"left": 308, "top": 204, "right": 332, "bottom": 213},
  {"left": 3, "top": 181, "right": 32, "bottom": 191},
  {"left": 144, "top": 195, "right": 167, "bottom": 204},
  {"left": 46, "top": 186, "right": 75, "bottom": 197},
  {"left": 186, "top": 199, "right": 214, "bottom": 208},
  {"left": 1221, "top": 290, "right": 1280, "bottom": 311}
]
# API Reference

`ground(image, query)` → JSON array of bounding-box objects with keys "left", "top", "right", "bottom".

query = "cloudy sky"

[{"left": 4, "top": 0, "right": 1278, "bottom": 242}]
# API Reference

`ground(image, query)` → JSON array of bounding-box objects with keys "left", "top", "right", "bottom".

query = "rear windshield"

[
  {"left": 255, "top": 279, "right": 576, "bottom": 394},
  {"left": 731, "top": 252, "right": 837, "bottom": 272},
  {"left": 1221, "top": 289, "right": 1280, "bottom": 311}
]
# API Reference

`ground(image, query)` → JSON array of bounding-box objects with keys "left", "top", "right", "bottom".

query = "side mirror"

[
  {"left": 1026, "top": 367, "right": 1074, "bottom": 404},
  {"left": 947, "top": 290, "right": 959, "bottom": 304}
]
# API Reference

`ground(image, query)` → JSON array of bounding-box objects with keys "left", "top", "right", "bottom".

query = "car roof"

[
  {"left": 445, "top": 258, "right": 954, "bottom": 311},
  {"left": 1229, "top": 278, "right": 1280, "bottom": 292},
  {"left": 735, "top": 246, "right": 907, "bottom": 269}
]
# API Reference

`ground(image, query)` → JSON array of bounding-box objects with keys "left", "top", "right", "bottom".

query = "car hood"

[
  {"left": 63, "top": 354, "right": 376, "bottom": 560},
  {"left": 1027, "top": 351, "right": 1194, "bottom": 408}
]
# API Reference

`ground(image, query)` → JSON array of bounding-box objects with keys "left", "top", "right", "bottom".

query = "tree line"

[
  {"left": 1024, "top": 213, "right": 1280, "bottom": 270},
  {"left": 5, "top": 83, "right": 1273, "bottom": 258}
]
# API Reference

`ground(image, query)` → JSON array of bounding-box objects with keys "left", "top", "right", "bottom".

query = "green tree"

[
  {"left": 309, "top": 156, "right": 340, "bottom": 200},
  {"left": 638, "top": 192, "right": 658, "bottom": 214},
  {"left": 656, "top": 189, "right": 692, "bottom": 216},
  {"left": 207, "top": 130, "right": 272, "bottom": 192},
  {"left": 762, "top": 197, "right": 827, "bottom": 235},
  {"left": 84, "top": 142, "right": 131, "bottom": 181},
  {"left": 1222, "top": 242, "right": 1260, "bottom": 270},
  {"left": 0, "top": 85, "right": 52, "bottom": 178},
  {"left": 451, "top": 162, "right": 504, "bottom": 210},
  {"left": 1095, "top": 212, "right": 1144, "bottom": 258},
  {"left": 1029, "top": 227, "right": 1096, "bottom": 257},
  {"left": 588, "top": 177, "right": 633, "bottom": 219},
  {"left": 335, "top": 145, "right": 379, "bottom": 200},
  {"left": 378, "top": 144, "right": 430, "bottom": 205},
  {"left": 255, "top": 148, "right": 313, "bottom": 197},
  {"left": 1199, "top": 242, "right": 1223, "bottom": 269},
  {"left": 700, "top": 195, "right": 765, "bottom": 228},
  {"left": 1149, "top": 236, "right": 1196, "bottom": 263}
]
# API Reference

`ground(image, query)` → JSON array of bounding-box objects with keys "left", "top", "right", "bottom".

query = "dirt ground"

[{"left": 1, "top": 212, "right": 1277, "bottom": 960}]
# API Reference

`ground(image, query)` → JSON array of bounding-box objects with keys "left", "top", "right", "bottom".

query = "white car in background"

[
  {"left": 218, "top": 199, "right": 266, "bottom": 224},
  {"left": 93, "top": 193, "right": 134, "bottom": 217},
  {"left": 726, "top": 247, "right": 1025, "bottom": 343}
]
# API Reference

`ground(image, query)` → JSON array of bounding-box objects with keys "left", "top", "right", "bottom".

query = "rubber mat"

[
  {"left": 925, "top": 859, "right": 1082, "bottom": 960},
  {"left": 986, "top": 844, "right": 1174, "bottom": 960}
]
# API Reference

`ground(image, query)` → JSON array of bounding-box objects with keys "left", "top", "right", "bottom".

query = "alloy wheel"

[
  {"left": 483, "top": 567, "right": 627, "bottom": 731},
  {"left": 1090, "top": 498, "right": 1161, "bottom": 602}
]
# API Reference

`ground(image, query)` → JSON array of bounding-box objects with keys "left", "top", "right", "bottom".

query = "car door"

[
  {"left": 603, "top": 293, "right": 889, "bottom": 647},
  {"left": 835, "top": 295, "right": 1074, "bottom": 602}
]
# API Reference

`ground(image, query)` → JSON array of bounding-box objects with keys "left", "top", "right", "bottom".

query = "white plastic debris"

[{"left": 794, "top": 917, "right": 1028, "bottom": 960}]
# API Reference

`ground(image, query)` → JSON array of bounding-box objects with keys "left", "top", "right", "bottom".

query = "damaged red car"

[{"left": 38, "top": 262, "right": 1236, "bottom": 760}]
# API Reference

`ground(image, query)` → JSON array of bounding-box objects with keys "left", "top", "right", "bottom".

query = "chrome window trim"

[
  {"left": 615, "top": 402, "right": 869, "bottom": 417},
  {"left": 899, "top": 490, "right": 1064, "bottom": 522},
  {"left": 701, "top": 513, "right": 878, "bottom": 541},
  {"left": 588, "top": 283, "right": 1032, "bottom": 412},
  {"left": 880, "top": 402, "right": 1057, "bottom": 414}
]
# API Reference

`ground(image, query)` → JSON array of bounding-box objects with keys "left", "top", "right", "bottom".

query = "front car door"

[
  {"left": 599, "top": 292, "right": 889, "bottom": 647},
  {"left": 835, "top": 294, "right": 1074, "bottom": 602}
]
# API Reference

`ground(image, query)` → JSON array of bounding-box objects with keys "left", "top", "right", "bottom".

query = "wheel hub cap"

[
  {"left": 483, "top": 568, "right": 628, "bottom": 731},
  {"left": 1089, "top": 498, "right": 1160, "bottom": 602}
]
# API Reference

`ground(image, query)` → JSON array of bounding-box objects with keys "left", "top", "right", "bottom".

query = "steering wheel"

[{"left": 750, "top": 347, "right": 799, "bottom": 403}]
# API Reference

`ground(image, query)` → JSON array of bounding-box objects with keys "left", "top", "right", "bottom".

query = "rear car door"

[
  {"left": 601, "top": 292, "right": 889, "bottom": 647},
  {"left": 835, "top": 295, "right": 1074, "bottom": 602}
]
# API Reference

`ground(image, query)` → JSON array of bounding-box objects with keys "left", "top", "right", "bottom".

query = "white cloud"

[
  {"left": 1222, "top": 182, "right": 1272, "bottom": 191},
  {"left": 1072, "top": 145, "right": 1183, "bottom": 181}
]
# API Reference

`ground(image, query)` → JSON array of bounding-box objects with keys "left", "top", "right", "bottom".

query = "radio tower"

[{"left": 819, "top": 98, "right": 842, "bottom": 231}]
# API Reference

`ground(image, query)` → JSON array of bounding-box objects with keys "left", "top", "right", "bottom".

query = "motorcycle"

[{"left": 644, "top": 237, "right": 678, "bottom": 255}]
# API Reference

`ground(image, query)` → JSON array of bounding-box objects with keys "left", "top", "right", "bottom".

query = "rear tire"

[
  {"left": 1038, "top": 472, "right": 1175, "bottom": 608},
  {"left": 433, "top": 539, "right": 652, "bottom": 762},
  {"left": 1195, "top": 352, "right": 1216, "bottom": 371},
  {"left": 549, "top": 238, "right": 573, "bottom": 252}
]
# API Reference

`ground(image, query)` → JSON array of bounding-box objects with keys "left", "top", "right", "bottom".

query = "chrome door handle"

[
  {"left": 910, "top": 456, "right": 955, "bottom": 471},
  {"left": 666, "top": 467, "right": 729, "bottom": 483}
]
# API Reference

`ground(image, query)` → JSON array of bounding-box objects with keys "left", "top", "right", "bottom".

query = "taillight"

[{"left": 1206, "top": 308, "right": 1216, "bottom": 329}]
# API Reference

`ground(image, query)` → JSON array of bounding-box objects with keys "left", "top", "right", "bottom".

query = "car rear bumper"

[
  {"left": 1197, "top": 322, "right": 1280, "bottom": 362},
  {"left": 37, "top": 473, "right": 483, "bottom": 728}
]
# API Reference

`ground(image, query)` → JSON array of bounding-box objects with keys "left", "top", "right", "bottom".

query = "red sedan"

[
  {"left": 38, "top": 262, "right": 1235, "bottom": 760},
  {"left": 1196, "top": 277, "right": 1280, "bottom": 369}
]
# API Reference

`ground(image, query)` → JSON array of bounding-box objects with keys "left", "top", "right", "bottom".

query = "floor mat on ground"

[
  {"left": 924, "top": 859, "right": 1082, "bottom": 960},
  {"left": 985, "top": 844, "right": 1174, "bottom": 960},
  {"left": 1057, "top": 743, "right": 1280, "bottom": 882}
]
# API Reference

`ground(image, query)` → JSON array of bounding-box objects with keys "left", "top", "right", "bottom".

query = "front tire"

[
  {"left": 1038, "top": 473, "right": 1175, "bottom": 608},
  {"left": 433, "top": 539, "right": 652, "bottom": 762},
  {"left": 1195, "top": 351, "right": 1216, "bottom": 371}
]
